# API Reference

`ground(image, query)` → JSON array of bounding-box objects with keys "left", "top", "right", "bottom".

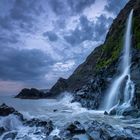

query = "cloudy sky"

[{"left": 0, "top": 0, "right": 128, "bottom": 95}]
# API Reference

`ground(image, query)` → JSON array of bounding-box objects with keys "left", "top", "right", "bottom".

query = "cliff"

[{"left": 50, "top": 0, "right": 140, "bottom": 110}]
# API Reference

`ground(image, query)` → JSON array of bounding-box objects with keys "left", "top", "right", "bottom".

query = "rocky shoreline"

[{"left": 0, "top": 103, "right": 140, "bottom": 140}]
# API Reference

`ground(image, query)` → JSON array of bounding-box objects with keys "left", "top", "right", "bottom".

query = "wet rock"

[
  {"left": 59, "top": 121, "right": 86, "bottom": 139},
  {"left": 53, "top": 109, "right": 58, "bottom": 112},
  {"left": 85, "top": 120, "right": 133, "bottom": 140},
  {"left": 0, "top": 103, "right": 15, "bottom": 116},
  {"left": 72, "top": 77, "right": 107, "bottom": 109},
  {"left": 0, "top": 127, "right": 6, "bottom": 136},
  {"left": 25, "top": 118, "right": 53, "bottom": 135},
  {"left": 124, "top": 126, "right": 140, "bottom": 139},
  {"left": 109, "top": 108, "right": 117, "bottom": 115},
  {"left": 2, "top": 131, "right": 17, "bottom": 140},
  {"left": 0, "top": 103, "right": 23, "bottom": 120},
  {"left": 66, "top": 121, "right": 85, "bottom": 134},
  {"left": 72, "top": 138, "right": 80, "bottom": 140},
  {"left": 122, "top": 107, "right": 140, "bottom": 118},
  {"left": 109, "top": 105, "right": 140, "bottom": 118},
  {"left": 22, "top": 135, "right": 33, "bottom": 140},
  {"left": 48, "top": 135, "right": 61, "bottom": 140},
  {"left": 104, "top": 111, "right": 109, "bottom": 115}
]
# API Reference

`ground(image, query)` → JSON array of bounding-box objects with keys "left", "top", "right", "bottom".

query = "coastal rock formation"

[
  {"left": 15, "top": 88, "right": 50, "bottom": 99},
  {"left": 0, "top": 103, "right": 23, "bottom": 119}
]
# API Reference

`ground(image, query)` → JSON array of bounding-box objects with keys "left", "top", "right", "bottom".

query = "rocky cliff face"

[{"left": 50, "top": 0, "right": 140, "bottom": 109}]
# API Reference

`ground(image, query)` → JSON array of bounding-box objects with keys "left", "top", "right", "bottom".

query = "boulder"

[
  {"left": 0, "top": 103, "right": 23, "bottom": 119},
  {"left": 85, "top": 120, "right": 133, "bottom": 140},
  {"left": 59, "top": 121, "right": 86, "bottom": 139},
  {"left": 104, "top": 111, "right": 109, "bottom": 115},
  {"left": 25, "top": 118, "right": 53, "bottom": 135},
  {"left": 0, "top": 127, "right": 6, "bottom": 136},
  {"left": 122, "top": 107, "right": 140, "bottom": 118},
  {"left": 2, "top": 132, "right": 17, "bottom": 140},
  {"left": 0, "top": 103, "right": 15, "bottom": 116}
]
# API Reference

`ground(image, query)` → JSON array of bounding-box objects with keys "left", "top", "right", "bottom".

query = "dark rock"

[
  {"left": 72, "top": 77, "right": 107, "bottom": 109},
  {"left": 72, "top": 138, "right": 80, "bottom": 140},
  {"left": 2, "top": 131, "right": 17, "bottom": 140},
  {"left": 48, "top": 135, "right": 61, "bottom": 140},
  {"left": 49, "top": 78, "right": 68, "bottom": 97},
  {"left": 15, "top": 88, "right": 50, "bottom": 99},
  {"left": 59, "top": 121, "right": 86, "bottom": 139},
  {"left": 0, "top": 103, "right": 23, "bottom": 120},
  {"left": 0, "top": 127, "right": 6, "bottom": 136},
  {"left": 53, "top": 109, "right": 58, "bottom": 112},
  {"left": 109, "top": 105, "right": 140, "bottom": 118},
  {"left": 66, "top": 121, "right": 85, "bottom": 135},
  {"left": 0, "top": 103, "right": 15, "bottom": 116},
  {"left": 109, "top": 107, "right": 117, "bottom": 115},
  {"left": 85, "top": 120, "right": 133, "bottom": 140},
  {"left": 0, "top": 104, "right": 15, "bottom": 116},
  {"left": 124, "top": 126, "right": 140, "bottom": 138},
  {"left": 122, "top": 107, "right": 140, "bottom": 118},
  {"left": 19, "top": 135, "right": 33, "bottom": 140},
  {"left": 25, "top": 118, "right": 53, "bottom": 135},
  {"left": 104, "top": 111, "right": 108, "bottom": 115}
]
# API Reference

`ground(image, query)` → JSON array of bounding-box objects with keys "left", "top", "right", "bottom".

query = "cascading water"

[{"left": 102, "top": 10, "right": 134, "bottom": 111}]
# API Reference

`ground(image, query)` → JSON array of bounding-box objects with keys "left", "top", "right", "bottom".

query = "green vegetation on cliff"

[
  {"left": 96, "top": 7, "right": 140, "bottom": 71},
  {"left": 133, "top": 17, "right": 140, "bottom": 49},
  {"left": 96, "top": 24, "right": 125, "bottom": 71},
  {"left": 96, "top": 37, "right": 124, "bottom": 70}
]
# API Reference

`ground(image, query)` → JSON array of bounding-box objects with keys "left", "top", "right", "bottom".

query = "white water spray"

[{"left": 103, "top": 10, "right": 134, "bottom": 111}]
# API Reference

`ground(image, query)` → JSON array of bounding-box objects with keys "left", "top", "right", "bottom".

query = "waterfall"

[{"left": 102, "top": 10, "right": 134, "bottom": 111}]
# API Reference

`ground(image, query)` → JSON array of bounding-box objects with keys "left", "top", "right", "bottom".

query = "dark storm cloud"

[
  {"left": 48, "top": 0, "right": 66, "bottom": 15},
  {"left": 0, "top": 16, "right": 14, "bottom": 30},
  {"left": 10, "top": 0, "right": 43, "bottom": 21},
  {"left": 105, "top": 0, "right": 128, "bottom": 15},
  {"left": 0, "top": 46, "right": 52, "bottom": 82},
  {"left": 43, "top": 31, "right": 58, "bottom": 41},
  {"left": 0, "top": 0, "right": 14, "bottom": 17},
  {"left": 0, "top": 0, "right": 45, "bottom": 33},
  {"left": 64, "top": 15, "right": 113, "bottom": 45},
  {"left": 0, "top": 36, "right": 19, "bottom": 44},
  {"left": 49, "top": 0, "right": 96, "bottom": 15},
  {"left": 64, "top": 16, "right": 93, "bottom": 45}
]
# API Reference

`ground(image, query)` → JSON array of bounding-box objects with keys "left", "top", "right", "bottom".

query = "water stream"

[{"left": 102, "top": 10, "right": 134, "bottom": 111}]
